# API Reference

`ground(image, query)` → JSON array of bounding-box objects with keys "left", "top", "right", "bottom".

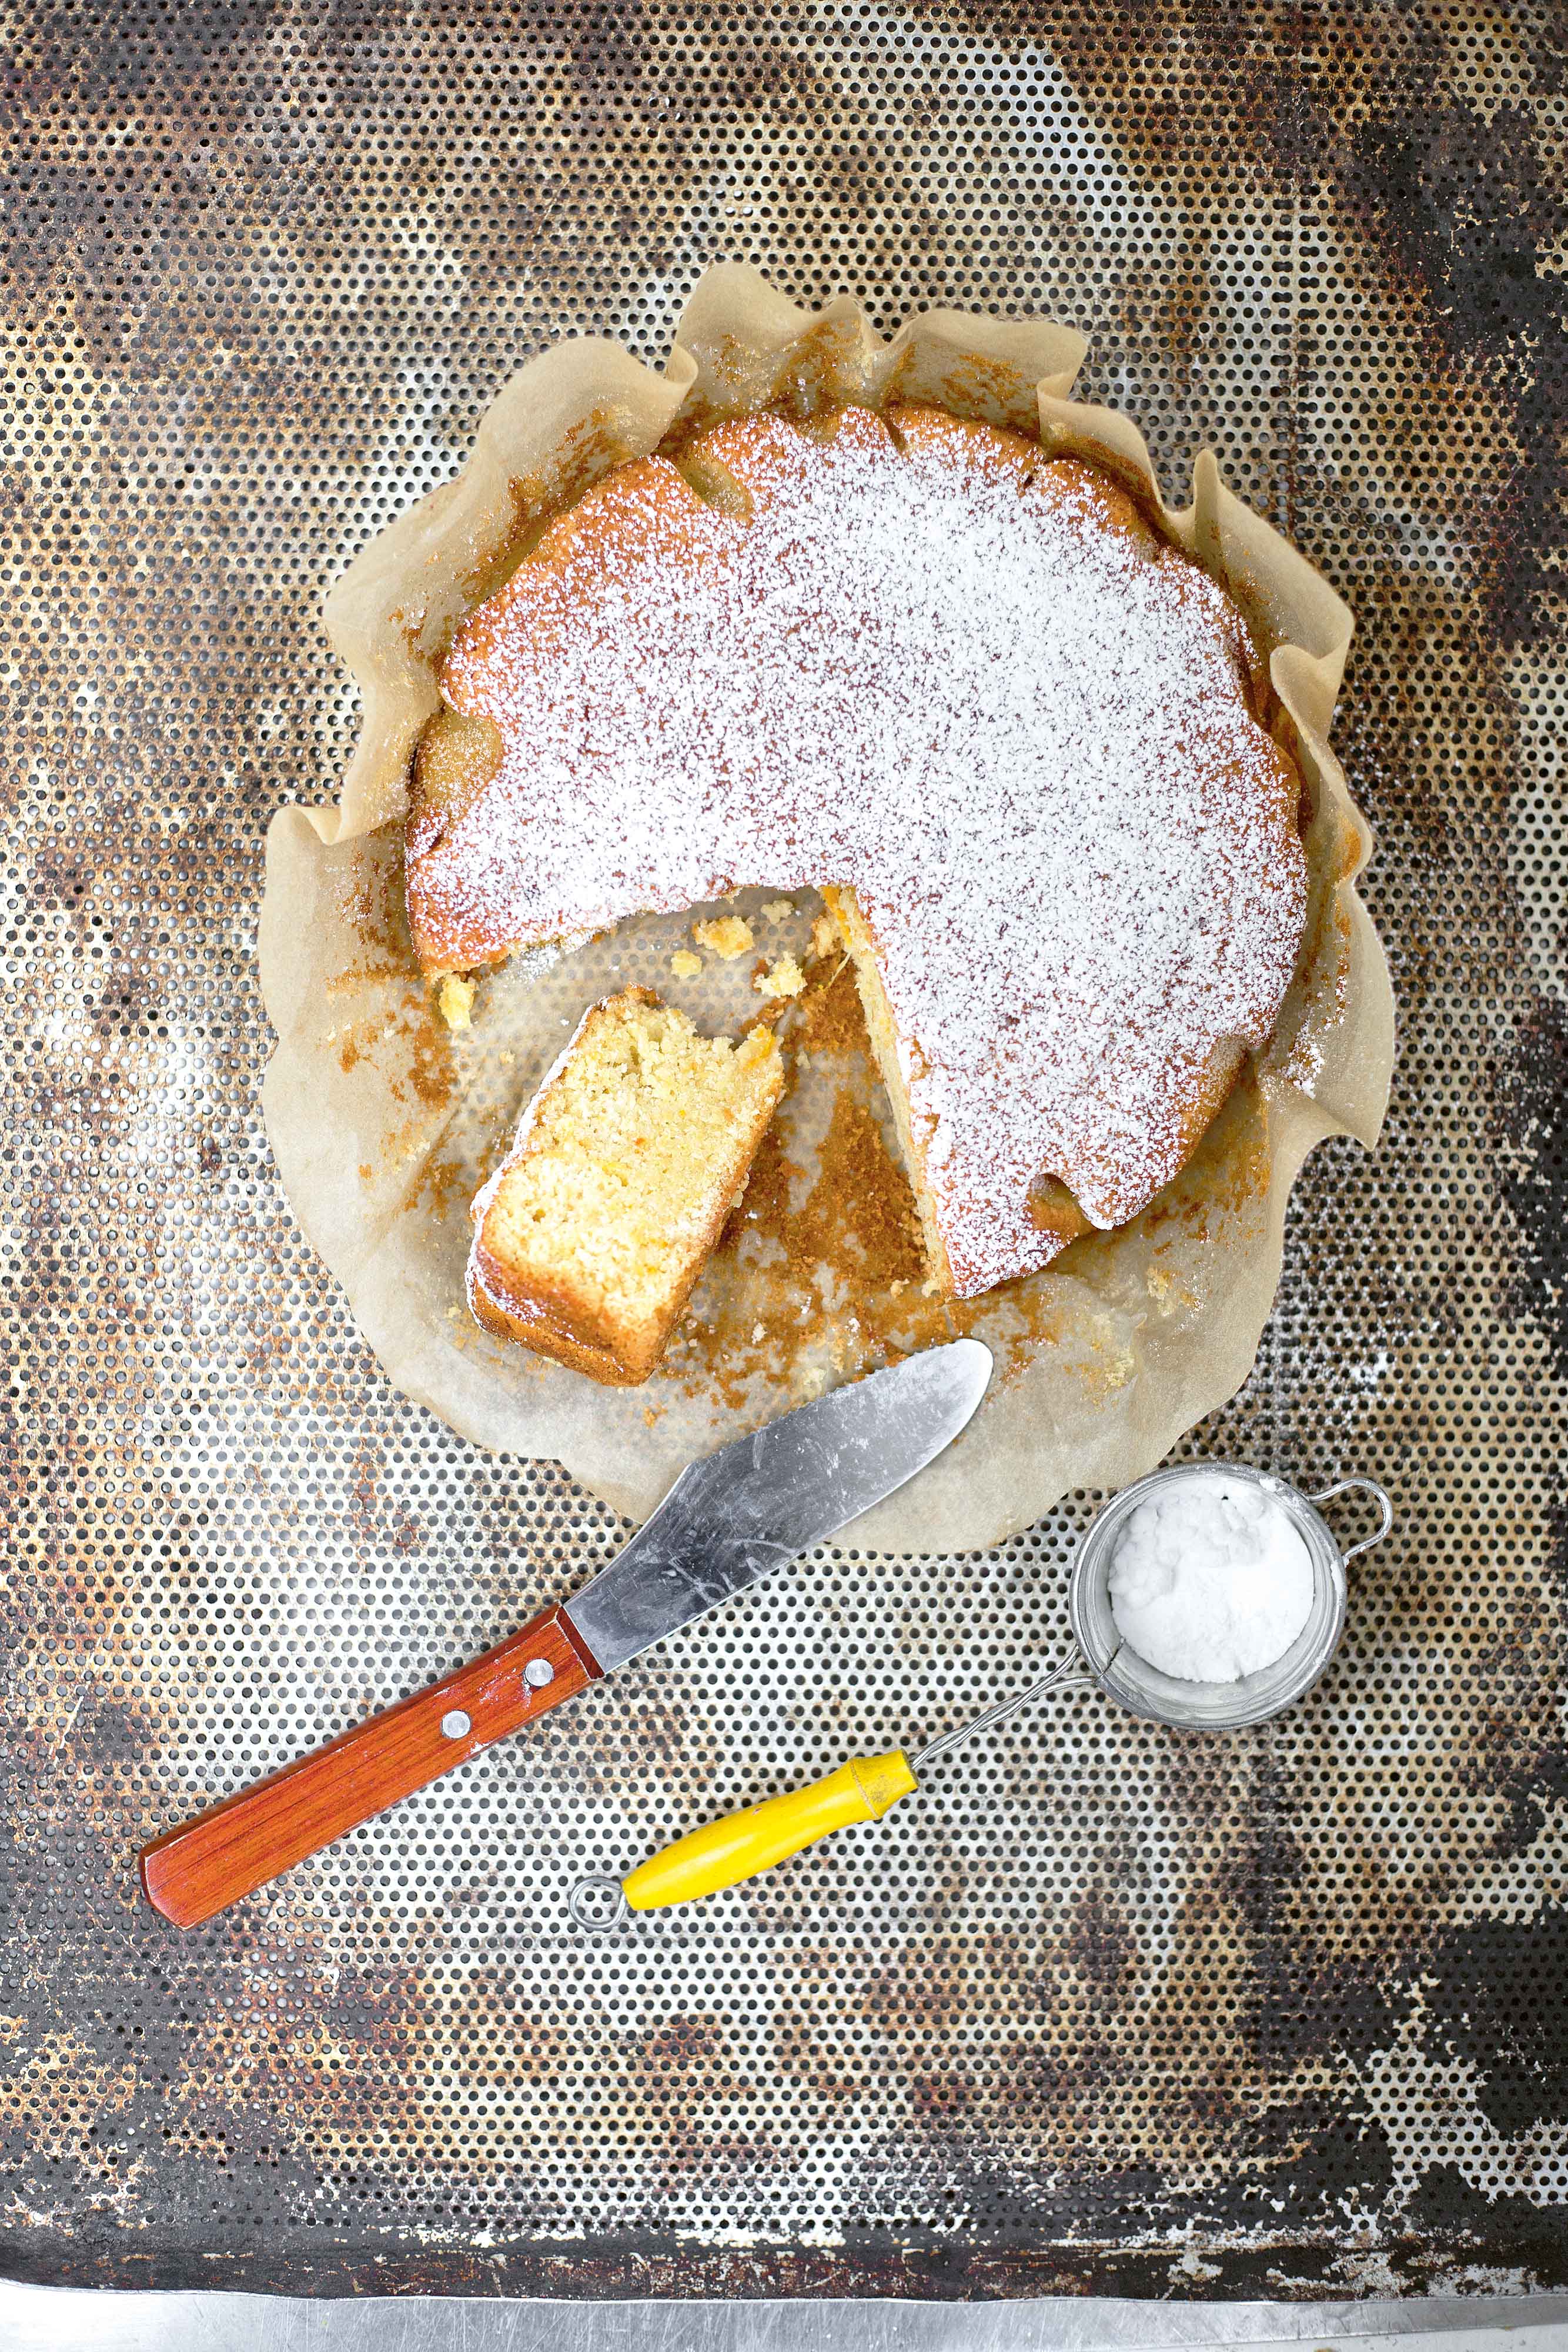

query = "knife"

[{"left": 139, "top": 1338, "right": 992, "bottom": 1927}]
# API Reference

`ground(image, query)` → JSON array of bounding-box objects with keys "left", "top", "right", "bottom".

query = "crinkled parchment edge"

[{"left": 259, "top": 262, "right": 1395, "bottom": 1552}]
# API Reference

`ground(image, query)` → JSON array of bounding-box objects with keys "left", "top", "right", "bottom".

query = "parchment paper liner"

[{"left": 259, "top": 264, "right": 1394, "bottom": 1552}]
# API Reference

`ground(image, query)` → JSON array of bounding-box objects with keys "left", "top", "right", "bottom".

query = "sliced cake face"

[
  {"left": 414, "top": 401, "right": 1308, "bottom": 1302},
  {"left": 469, "top": 989, "right": 784, "bottom": 1386}
]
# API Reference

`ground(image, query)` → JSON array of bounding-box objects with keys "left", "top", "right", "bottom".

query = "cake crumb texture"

[
  {"left": 755, "top": 951, "right": 806, "bottom": 999},
  {"left": 810, "top": 911, "right": 841, "bottom": 963},
  {"left": 693, "top": 915, "right": 754, "bottom": 961},
  {"left": 437, "top": 974, "right": 475, "bottom": 1030},
  {"left": 469, "top": 987, "right": 784, "bottom": 1385}
]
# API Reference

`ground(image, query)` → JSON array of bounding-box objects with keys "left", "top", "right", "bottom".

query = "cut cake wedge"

[{"left": 468, "top": 987, "right": 784, "bottom": 1386}]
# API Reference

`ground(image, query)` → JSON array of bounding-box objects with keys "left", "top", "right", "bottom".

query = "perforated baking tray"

[{"left": 2, "top": 0, "right": 1565, "bottom": 2304}]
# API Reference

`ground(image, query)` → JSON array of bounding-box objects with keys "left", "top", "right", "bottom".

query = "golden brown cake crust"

[
  {"left": 416, "top": 401, "right": 1307, "bottom": 1301},
  {"left": 467, "top": 1257, "right": 660, "bottom": 1387}
]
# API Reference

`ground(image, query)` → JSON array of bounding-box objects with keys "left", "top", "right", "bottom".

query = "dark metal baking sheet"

[{"left": 2, "top": 0, "right": 1565, "bottom": 2305}]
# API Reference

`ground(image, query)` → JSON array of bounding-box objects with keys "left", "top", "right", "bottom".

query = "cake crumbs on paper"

[
  {"left": 1146, "top": 1258, "right": 1198, "bottom": 1314},
  {"left": 436, "top": 974, "right": 474, "bottom": 1029},
  {"left": 670, "top": 948, "right": 703, "bottom": 979},
  {"left": 761, "top": 898, "right": 795, "bottom": 924},
  {"left": 751, "top": 1322, "right": 766, "bottom": 1343},
  {"left": 1082, "top": 1312, "right": 1136, "bottom": 1394},
  {"left": 693, "top": 915, "right": 753, "bottom": 960},
  {"left": 755, "top": 951, "right": 805, "bottom": 999},
  {"left": 810, "top": 911, "right": 839, "bottom": 961}
]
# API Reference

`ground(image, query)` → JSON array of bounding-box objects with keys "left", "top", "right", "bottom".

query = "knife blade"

[
  {"left": 139, "top": 1338, "right": 992, "bottom": 1926},
  {"left": 566, "top": 1335, "right": 993, "bottom": 1669}
]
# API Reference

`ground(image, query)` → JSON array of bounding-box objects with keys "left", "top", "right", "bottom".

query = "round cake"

[{"left": 406, "top": 400, "right": 1309, "bottom": 1302}]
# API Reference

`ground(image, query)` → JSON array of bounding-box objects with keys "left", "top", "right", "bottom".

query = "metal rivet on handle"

[
  {"left": 524, "top": 1658, "right": 555, "bottom": 1689},
  {"left": 440, "top": 1710, "right": 472, "bottom": 1740}
]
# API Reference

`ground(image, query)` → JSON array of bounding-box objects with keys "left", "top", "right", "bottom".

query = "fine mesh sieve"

[{"left": 1068, "top": 1466, "right": 1393, "bottom": 1733}]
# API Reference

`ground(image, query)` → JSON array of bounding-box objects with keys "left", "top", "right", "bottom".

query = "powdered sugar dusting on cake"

[{"left": 416, "top": 405, "right": 1307, "bottom": 1299}]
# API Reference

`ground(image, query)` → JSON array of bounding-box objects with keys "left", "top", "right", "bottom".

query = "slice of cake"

[{"left": 468, "top": 988, "right": 784, "bottom": 1385}]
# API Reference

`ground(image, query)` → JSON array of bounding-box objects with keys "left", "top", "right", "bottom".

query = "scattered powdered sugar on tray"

[{"left": 414, "top": 405, "right": 1307, "bottom": 1298}]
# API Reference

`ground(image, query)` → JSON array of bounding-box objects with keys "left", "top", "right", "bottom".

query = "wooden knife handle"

[{"left": 139, "top": 1605, "right": 601, "bottom": 1928}]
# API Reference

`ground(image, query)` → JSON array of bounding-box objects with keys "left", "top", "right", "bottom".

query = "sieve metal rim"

[{"left": 1067, "top": 1462, "right": 1392, "bottom": 1732}]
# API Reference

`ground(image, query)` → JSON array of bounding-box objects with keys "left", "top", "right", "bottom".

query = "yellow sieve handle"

[{"left": 623, "top": 1750, "right": 919, "bottom": 1910}]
